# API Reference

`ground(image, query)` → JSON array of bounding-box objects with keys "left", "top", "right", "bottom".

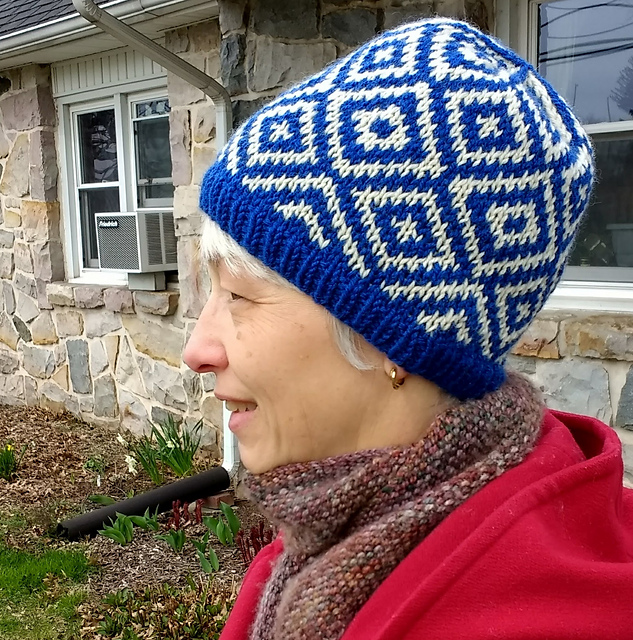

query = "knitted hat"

[{"left": 199, "top": 18, "right": 594, "bottom": 400}]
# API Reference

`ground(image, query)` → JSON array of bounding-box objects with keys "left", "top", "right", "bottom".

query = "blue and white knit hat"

[{"left": 199, "top": 18, "right": 594, "bottom": 400}]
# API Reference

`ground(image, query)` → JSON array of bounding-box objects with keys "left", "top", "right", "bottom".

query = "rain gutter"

[
  {"left": 0, "top": 0, "right": 214, "bottom": 65},
  {"left": 72, "top": 0, "right": 238, "bottom": 477}
]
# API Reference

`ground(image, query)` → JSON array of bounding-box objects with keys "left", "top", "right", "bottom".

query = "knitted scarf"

[{"left": 246, "top": 373, "right": 543, "bottom": 640}]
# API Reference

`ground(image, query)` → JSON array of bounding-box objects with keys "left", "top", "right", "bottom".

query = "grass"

[
  {"left": 0, "top": 509, "right": 29, "bottom": 538},
  {"left": 0, "top": 544, "right": 92, "bottom": 598},
  {"left": 0, "top": 588, "right": 88, "bottom": 640},
  {"left": 0, "top": 511, "right": 94, "bottom": 639}
]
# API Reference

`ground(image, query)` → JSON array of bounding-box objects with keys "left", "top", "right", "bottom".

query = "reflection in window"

[
  {"left": 537, "top": 1, "right": 633, "bottom": 269},
  {"left": 135, "top": 99, "right": 170, "bottom": 118},
  {"left": 78, "top": 110, "right": 118, "bottom": 182}
]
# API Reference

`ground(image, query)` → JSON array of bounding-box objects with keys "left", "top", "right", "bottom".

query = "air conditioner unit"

[{"left": 95, "top": 211, "right": 178, "bottom": 272}]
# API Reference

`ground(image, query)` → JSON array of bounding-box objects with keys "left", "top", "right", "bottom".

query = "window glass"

[
  {"left": 537, "top": 0, "right": 633, "bottom": 270},
  {"left": 133, "top": 99, "right": 174, "bottom": 208},
  {"left": 79, "top": 187, "right": 120, "bottom": 267},
  {"left": 78, "top": 110, "right": 118, "bottom": 183},
  {"left": 135, "top": 99, "right": 170, "bottom": 118},
  {"left": 538, "top": 1, "right": 633, "bottom": 125}
]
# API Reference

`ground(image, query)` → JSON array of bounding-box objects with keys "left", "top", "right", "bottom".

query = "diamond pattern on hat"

[
  {"left": 352, "top": 186, "right": 457, "bottom": 275},
  {"left": 344, "top": 28, "right": 421, "bottom": 83},
  {"left": 326, "top": 85, "right": 442, "bottom": 179},
  {"left": 495, "top": 277, "right": 550, "bottom": 352},
  {"left": 352, "top": 104, "right": 410, "bottom": 153},
  {"left": 450, "top": 173, "right": 559, "bottom": 279},
  {"left": 380, "top": 280, "right": 494, "bottom": 357},
  {"left": 246, "top": 100, "right": 319, "bottom": 167},
  {"left": 200, "top": 18, "right": 595, "bottom": 399},
  {"left": 446, "top": 87, "right": 534, "bottom": 167},
  {"left": 557, "top": 148, "right": 594, "bottom": 247},
  {"left": 429, "top": 23, "right": 520, "bottom": 84},
  {"left": 518, "top": 73, "right": 573, "bottom": 164}
]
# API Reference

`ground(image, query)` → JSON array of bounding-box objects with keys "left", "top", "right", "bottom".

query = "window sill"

[
  {"left": 69, "top": 272, "right": 128, "bottom": 287},
  {"left": 546, "top": 281, "right": 633, "bottom": 314}
]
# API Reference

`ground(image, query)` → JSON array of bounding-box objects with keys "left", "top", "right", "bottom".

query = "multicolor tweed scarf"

[{"left": 246, "top": 373, "right": 543, "bottom": 640}]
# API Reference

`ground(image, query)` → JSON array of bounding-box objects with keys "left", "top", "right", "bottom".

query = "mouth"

[{"left": 225, "top": 400, "right": 257, "bottom": 413}]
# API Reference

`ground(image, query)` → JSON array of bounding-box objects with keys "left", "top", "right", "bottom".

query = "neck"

[
  {"left": 246, "top": 373, "right": 543, "bottom": 640},
  {"left": 357, "top": 374, "right": 456, "bottom": 451}
]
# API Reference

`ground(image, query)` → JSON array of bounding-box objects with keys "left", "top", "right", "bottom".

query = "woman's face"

[{"left": 183, "top": 261, "right": 385, "bottom": 474}]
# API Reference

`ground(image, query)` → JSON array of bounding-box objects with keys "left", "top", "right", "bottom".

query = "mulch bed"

[{"left": 0, "top": 404, "right": 269, "bottom": 599}]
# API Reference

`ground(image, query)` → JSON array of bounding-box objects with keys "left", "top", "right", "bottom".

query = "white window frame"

[
  {"left": 496, "top": 0, "right": 633, "bottom": 312},
  {"left": 58, "top": 79, "right": 172, "bottom": 285},
  {"left": 130, "top": 96, "right": 174, "bottom": 209}
]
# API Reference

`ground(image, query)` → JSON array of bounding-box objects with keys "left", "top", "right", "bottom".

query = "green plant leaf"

[
  {"left": 216, "top": 520, "right": 227, "bottom": 546},
  {"left": 155, "top": 528, "right": 186, "bottom": 553},
  {"left": 176, "top": 529, "right": 186, "bottom": 552},
  {"left": 100, "top": 528, "right": 127, "bottom": 545},
  {"left": 129, "top": 515, "right": 149, "bottom": 529},
  {"left": 220, "top": 503, "right": 241, "bottom": 537},
  {"left": 208, "top": 547, "right": 220, "bottom": 571},
  {"left": 113, "top": 513, "right": 134, "bottom": 542},
  {"left": 142, "top": 506, "right": 160, "bottom": 531},
  {"left": 192, "top": 538, "right": 206, "bottom": 554},
  {"left": 203, "top": 516, "right": 219, "bottom": 536},
  {"left": 196, "top": 549, "right": 213, "bottom": 573}
]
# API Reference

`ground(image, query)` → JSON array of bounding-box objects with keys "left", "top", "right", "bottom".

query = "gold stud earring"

[{"left": 389, "top": 367, "right": 405, "bottom": 390}]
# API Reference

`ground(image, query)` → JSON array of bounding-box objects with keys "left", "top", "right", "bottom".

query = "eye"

[{"left": 228, "top": 291, "right": 244, "bottom": 302}]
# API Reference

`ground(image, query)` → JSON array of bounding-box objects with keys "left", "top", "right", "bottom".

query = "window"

[
  {"left": 66, "top": 92, "right": 173, "bottom": 275},
  {"left": 530, "top": 0, "right": 633, "bottom": 280}
]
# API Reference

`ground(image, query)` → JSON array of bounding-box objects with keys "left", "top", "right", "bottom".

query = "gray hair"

[{"left": 200, "top": 217, "right": 375, "bottom": 371}]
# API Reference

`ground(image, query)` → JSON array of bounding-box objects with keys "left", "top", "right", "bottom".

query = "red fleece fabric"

[{"left": 221, "top": 410, "right": 633, "bottom": 639}]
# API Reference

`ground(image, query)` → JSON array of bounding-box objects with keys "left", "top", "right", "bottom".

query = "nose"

[{"left": 182, "top": 295, "right": 228, "bottom": 374}]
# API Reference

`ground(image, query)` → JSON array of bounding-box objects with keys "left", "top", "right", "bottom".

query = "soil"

[{"left": 0, "top": 404, "right": 271, "bottom": 600}]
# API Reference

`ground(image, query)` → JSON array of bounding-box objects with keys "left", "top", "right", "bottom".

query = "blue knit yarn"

[{"left": 199, "top": 18, "right": 594, "bottom": 400}]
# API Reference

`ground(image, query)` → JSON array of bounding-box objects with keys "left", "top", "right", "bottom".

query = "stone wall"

[
  {"left": 0, "top": 65, "right": 64, "bottom": 408},
  {"left": 510, "top": 314, "right": 633, "bottom": 486},
  {"left": 1, "top": 0, "right": 632, "bottom": 484},
  {"left": 0, "top": 63, "right": 222, "bottom": 451}
]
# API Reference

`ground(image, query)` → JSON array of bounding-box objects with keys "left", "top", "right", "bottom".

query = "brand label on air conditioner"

[{"left": 98, "top": 220, "right": 119, "bottom": 228}]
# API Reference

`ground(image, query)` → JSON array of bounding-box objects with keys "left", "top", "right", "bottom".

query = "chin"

[{"left": 239, "top": 448, "right": 273, "bottom": 475}]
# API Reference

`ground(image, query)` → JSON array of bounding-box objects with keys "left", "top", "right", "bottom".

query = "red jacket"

[{"left": 222, "top": 411, "right": 633, "bottom": 639}]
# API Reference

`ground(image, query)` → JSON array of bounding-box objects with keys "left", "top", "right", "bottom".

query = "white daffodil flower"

[{"left": 125, "top": 454, "right": 138, "bottom": 475}]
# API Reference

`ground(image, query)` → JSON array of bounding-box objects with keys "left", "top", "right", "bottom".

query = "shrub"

[
  {"left": 0, "top": 443, "right": 27, "bottom": 481},
  {"left": 98, "top": 513, "right": 135, "bottom": 546},
  {"left": 118, "top": 417, "right": 204, "bottom": 485},
  {"left": 153, "top": 416, "right": 203, "bottom": 477},
  {"left": 82, "top": 578, "right": 236, "bottom": 640}
]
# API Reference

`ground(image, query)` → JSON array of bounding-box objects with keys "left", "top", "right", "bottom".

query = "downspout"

[
  {"left": 72, "top": 0, "right": 240, "bottom": 478},
  {"left": 72, "top": 0, "right": 231, "bottom": 149}
]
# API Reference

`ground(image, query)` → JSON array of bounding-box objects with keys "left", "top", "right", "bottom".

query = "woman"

[{"left": 184, "top": 18, "right": 633, "bottom": 640}]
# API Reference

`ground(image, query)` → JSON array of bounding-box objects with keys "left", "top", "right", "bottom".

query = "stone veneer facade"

[{"left": 0, "top": 0, "right": 631, "bottom": 482}]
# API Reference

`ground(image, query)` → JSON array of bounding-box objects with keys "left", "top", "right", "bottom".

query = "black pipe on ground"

[{"left": 58, "top": 466, "right": 231, "bottom": 540}]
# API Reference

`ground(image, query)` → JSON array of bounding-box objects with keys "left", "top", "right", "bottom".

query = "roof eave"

[{"left": 0, "top": 0, "right": 219, "bottom": 71}]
